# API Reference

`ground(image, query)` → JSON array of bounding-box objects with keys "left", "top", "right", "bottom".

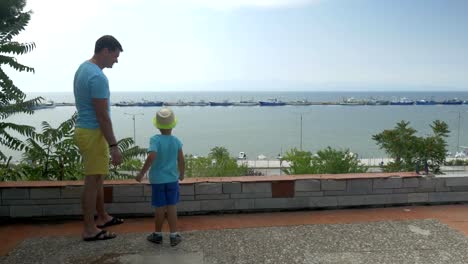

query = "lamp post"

[
  {"left": 300, "top": 114, "right": 303, "bottom": 150},
  {"left": 449, "top": 110, "right": 465, "bottom": 153},
  {"left": 124, "top": 112, "right": 143, "bottom": 144},
  {"left": 457, "top": 111, "right": 461, "bottom": 152}
]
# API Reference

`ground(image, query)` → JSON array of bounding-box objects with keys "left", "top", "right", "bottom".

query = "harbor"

[
  {"left": 33, "top": 97, "right": 468, "bottom": 109},
  {"left": 14, "top": 91, "right": 468, "bottom": 163}
]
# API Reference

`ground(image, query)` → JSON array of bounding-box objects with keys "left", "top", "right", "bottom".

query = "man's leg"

[
  {"left": 95, "top": 175, "right": 113, "bottom": 226},
  {"left": 82, "top": 175, "right": 100, "bottom": 238}
]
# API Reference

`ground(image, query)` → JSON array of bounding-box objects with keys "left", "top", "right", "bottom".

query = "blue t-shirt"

[
  {"left": 148, "top": 134, "right": 183, "bottom": 184},
  {"left": 74, "top": 61, "right": 110, "bottom": 129}
]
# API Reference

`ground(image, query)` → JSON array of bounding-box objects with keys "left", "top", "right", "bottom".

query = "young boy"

[{"left": 136, "top": 108, "right": 185, "bottom": 246}]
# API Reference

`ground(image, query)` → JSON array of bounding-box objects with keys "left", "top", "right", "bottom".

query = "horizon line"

[{"left": 25, "top": 90, "right": 468, "bottom": 93}]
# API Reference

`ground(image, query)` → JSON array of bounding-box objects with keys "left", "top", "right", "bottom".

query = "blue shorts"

[{"left": 151, "top": 182, "right": 179, "bottom": 208}]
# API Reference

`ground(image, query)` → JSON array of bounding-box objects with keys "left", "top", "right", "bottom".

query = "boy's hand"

[
  {"left": 135, "top": 172, "right": 144, "bottom": 182},
  {"left": 179, "top": 174, "right": 185, "bottom": 181}
]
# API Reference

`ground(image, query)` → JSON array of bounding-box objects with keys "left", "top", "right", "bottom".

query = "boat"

[
  {"left": 365, "top": 99, "right": 377, "bottom": 105},
  {"left": 339, "top": 97, "right": 364, "bottom": 106},
  {"left": 232, "top": 100, "right": 259, "bottom": 106},
  {"left": 188, "top": 100, "right": 209, "bottom": 106},
  {"left": 286, "top": 100, "right": 312, "bottom": 106},
  {"left": 441, "top": 98, "right": 463, "bottom": 105},
  {"left": 163, "top": 100, "right": 188, "bottom": 106},
  {"left": 55, "top": 102, "right": 75, "bottom": 106},
  {"left": 259, "top": 98, "right": 286, "bottom": 106},
  {"left": 415, "top": 99, "right": 437, "bottom": 105},
  {"left": 375, "top": 100, "right": 390, "bottom": 105},
  {"left": 209, "top": 100, "right": 233, "bottom": 106},
  {"left": 390, "top": 97, "right": 414, "bottom": 105},
  {"left": 32, "top": 100, "right": 56, "bottom": 110},
  {"left": 137, "top": 100, "right": 163, "bottom": 107},
  {"left": 114, "top": 101, "right": 138, "bottom": 107}
]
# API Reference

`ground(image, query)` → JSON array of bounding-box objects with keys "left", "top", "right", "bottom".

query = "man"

[{"left": 74, "top": 35, "right": 124, "bottom": 241}]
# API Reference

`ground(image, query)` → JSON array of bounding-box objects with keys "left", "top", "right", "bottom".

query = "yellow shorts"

[{"left": 74, "top": 128, "right": 109, "bottom": 175}]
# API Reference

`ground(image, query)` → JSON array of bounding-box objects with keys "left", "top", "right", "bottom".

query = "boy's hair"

[{"left": 94, "top": 35, "right": 123, "bottom": 53}]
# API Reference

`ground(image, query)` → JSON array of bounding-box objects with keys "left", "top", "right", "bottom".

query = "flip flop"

[
  {"left": 96, "top": 217, "right": 124, "bottom": 228},
  {"left": 83, "top": 230, "right": 116, "bottom": 241}
]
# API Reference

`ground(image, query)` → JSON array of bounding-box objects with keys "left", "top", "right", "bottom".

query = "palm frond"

[
  {"left": 122, "top": 146, "right": 148, "bottom": 160},
  {"left": 0, "top": 131, "right": 26, "bottom": 151},
  {"left": 0, "top": 10, "right": 31, "bottom": 43},
  {"left": 117, "top": 137, "right": 135, "bottom": 151},
  {"left": 0, "top": 53, "right": 34, "bottom": 72},
  {"left": 0, "top": 42, "right": 35, "bottom": 55},
  {"left": 0, "top": 97, "right": 43, "bottom": 119}
]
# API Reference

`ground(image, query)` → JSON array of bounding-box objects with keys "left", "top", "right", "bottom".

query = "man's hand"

[
  {"left": 135, "top": 172, "right": 144, "bottom": 182},
  {"left": 110, "top": 147, "right": 123, "bottom": 166},
  {"left": 179, "top": 174, "right": 185, "bottom": 181}
]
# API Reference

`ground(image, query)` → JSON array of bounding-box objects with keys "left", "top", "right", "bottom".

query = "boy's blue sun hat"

[{"left": 153, "top": 107, "right": 177, "bottom": 129}]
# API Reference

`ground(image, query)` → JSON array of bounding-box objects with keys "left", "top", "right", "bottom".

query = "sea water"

[{"left": 4, "top": 91, "right": 468, "bottom": 162}]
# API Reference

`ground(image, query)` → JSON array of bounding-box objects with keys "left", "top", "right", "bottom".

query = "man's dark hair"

[{"left": 94, "top": 35, "right": 123, "bottom": 53}]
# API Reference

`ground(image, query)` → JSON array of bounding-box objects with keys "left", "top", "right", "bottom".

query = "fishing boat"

[
  {"left": 286, "top": 100, "right": 312, "bottom": 106},
  {"left": 209, "top": 100, "right": 233, "bottom": 106},
  {"left": 259, "top": 98, "right": 286, "bottom": 106},
  {"left": 32, "top": 100, "right": 56, "bottom": 110},
  {"left": 55, "top": 102, "right": 75, "bottom": 106},
  {"left": 375, "top": 100, "right": 390, "bottom": 105},
  {"left": 415, "top": 99, "right": 437, "bottom": 105},
  {"left": 137, "top": 100, "right": 163, "bottom": 107},
  {"left": 339, "top": 97, "right": 364, "bottom": 106},
  {"left": 188, "top": 100, "right": 209, "bottom": 106},
  {"left": 441, "top": 98, "right": 463, "bottom": 105},
  {"left": 114, "top": 101, "right": 138, "bottom": 107},
  {"left": 390, "top": 97, "right": 414, "bottom": 105},
  {"left": 232, "top": 100, "right": 259, "bottom": 106},
  {"left": 163, "top": 100, "right": 188, "bottom": 106}
]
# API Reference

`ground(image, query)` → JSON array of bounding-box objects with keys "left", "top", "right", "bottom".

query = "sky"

[{"left": 6, "top": 0, "right": 468, "bottom": 92}]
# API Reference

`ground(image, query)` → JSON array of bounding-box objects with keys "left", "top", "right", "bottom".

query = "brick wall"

[{"left": 1, "top": 172, "right": 468, "bottom": 218}]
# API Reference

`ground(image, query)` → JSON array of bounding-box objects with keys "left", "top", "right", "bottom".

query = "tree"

[
  {"left": 281, "top": 148, "right": 314, "bottom": 175},
  {"left": 1, "top": 117, "right": 148, "bottom": 181},
  {"left": 185, "top": 146, "right": 249, "bottom": 177},
  {"left": 0, "top": 0, "right": 42, "bottom": 161},
  {"left": 108, "top": 138, "right": 147, "bottom": 180},
  {"left": 21, "top": 114, "right": 82, "bottom": 180},
  {"left": 282, "top": 147, "right": 367, "bottom": 175},
  {"left": 311, "top": 147, "right": 367, "bottom": 174},
  {"left": 373, "top": 120, "right": 449, "bottom": 174}
]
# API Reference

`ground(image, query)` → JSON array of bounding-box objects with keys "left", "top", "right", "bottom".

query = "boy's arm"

[
  {"left": 136, "top": 152, "right": 157, "bottom": 182},
  {"left": 178, "top": 149, "right": 185, "bottom": 181}
]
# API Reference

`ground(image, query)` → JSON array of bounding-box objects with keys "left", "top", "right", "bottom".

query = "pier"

[{"left": 43, "top": 99, "right": 468, "bottom": 109}]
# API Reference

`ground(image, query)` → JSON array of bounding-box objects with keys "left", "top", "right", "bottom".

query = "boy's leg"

[
  {"left": 167, "top": 205, "right": 178, "bottom": 233},
  {"left": 155, "top": 207, "right": 166, "bottom": 232},
  {"left": 167, "top": 205, "right": 182, "bottom": 246},
  {"left": 147, "top": 207, "right": 165, "bottom": 244}
]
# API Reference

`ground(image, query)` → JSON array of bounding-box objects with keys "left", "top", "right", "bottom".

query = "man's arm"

[{"left": 93, "top": 98, "right": 122, "bottom": 165}]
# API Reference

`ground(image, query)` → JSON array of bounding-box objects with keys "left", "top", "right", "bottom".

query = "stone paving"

[{"left": 1, "top": 219, "right": 468, "bottom": 264}]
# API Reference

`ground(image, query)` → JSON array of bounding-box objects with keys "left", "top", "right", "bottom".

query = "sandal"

[
  {"left": 83, "top": 230, "right": 116, "bottom": 241},
  {"left": 96, "top": 217, "right": 124, "bottom": 228}
]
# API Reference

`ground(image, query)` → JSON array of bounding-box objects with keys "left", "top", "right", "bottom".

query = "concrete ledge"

[{"left": 3, "top": 172, "right": 468, "bottom": 219}]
